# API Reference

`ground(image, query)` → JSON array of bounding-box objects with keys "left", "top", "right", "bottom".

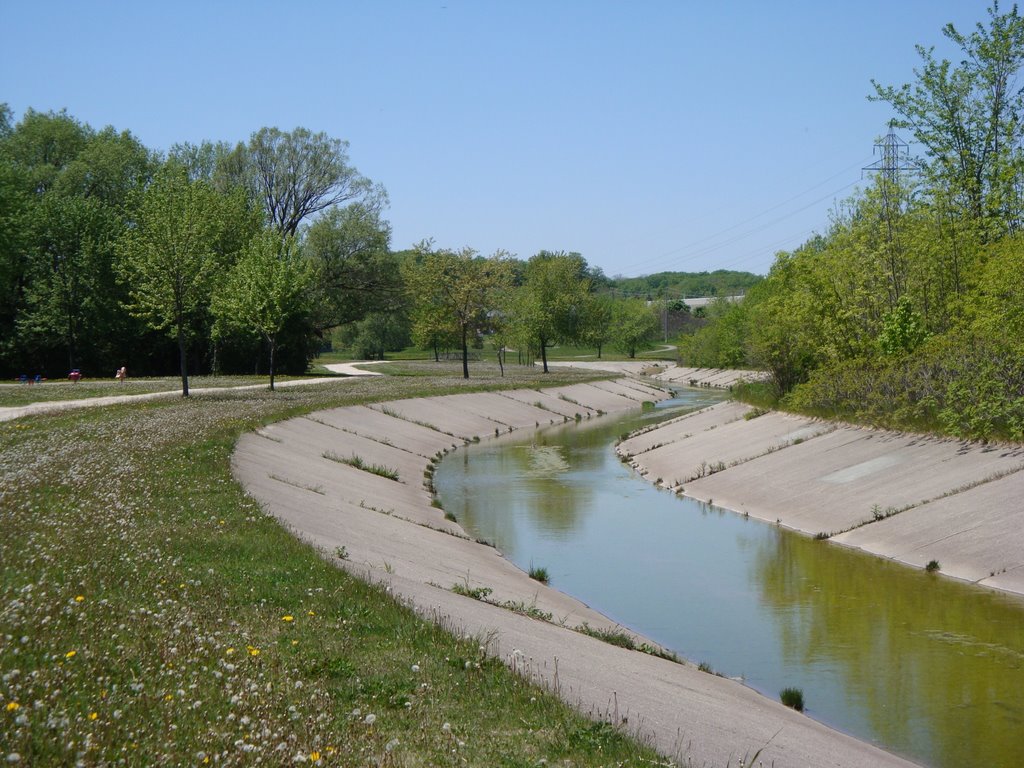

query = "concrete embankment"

[
  {"left": 233, "top": 377, "right": 918, "bottom": 768},
  {"left": 619, "top": 401, "right": 1024, "bottom": 597}
]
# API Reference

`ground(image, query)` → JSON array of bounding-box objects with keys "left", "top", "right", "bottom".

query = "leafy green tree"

[
  {"left": 610, "top": 298, "right": 658, "bottom": 358},
  {"left": 871, "top": 2, "right": 1024, "bottom": 232},
  {"left": 17, "top": 194, "right": 121, "bottom": 370},
  {"left": 578, "top": 293, "right": 615, "bottom": 358},
  {"left": 512, "top": 251, "right": 591, "bottom": 373},
  {"left": 0, "top": 109, "right": 91, "bottom": 195},
  {"left": 403, "top": 244, "right": 512, "bottom": 378},
  {"left": 117, "top": 165, "right": 252, "bottom": 395},
  {"left": 337, "top": 310, "right": 411, "bottom": 361},
  {"left": 409, "top": 301, "right": 459, "bottom": 361},
  {"left": 53, "top": 127, "right": 153, "bottom": 208},
  {"left": 303, "top": 203, "right": 397, "bottom": 331},
  {"left": 212, "top": 232, "right": 312, "bottom": 390}
]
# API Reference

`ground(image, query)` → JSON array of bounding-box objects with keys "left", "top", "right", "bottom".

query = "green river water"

[{"left": 434, "top": 390, "right": 1024, "bottom": 768}]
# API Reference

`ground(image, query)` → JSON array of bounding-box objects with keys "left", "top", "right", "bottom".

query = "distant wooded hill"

[{"left": 606, "top": 270, "right": 762, "bottom": 299}]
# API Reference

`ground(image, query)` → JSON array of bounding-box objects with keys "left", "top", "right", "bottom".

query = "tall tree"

[
  {"left": 234, "top": 126, "right": 386, "bottom": 237},
  {"left": 17, "top": 194, "right": 121, "bottom": 371},
  {"left": 870, "top": 2, "right": 1024, "bottom": 233},
  {"left": 212, "top": 231, "right": 311, "bottom": 390},
  {"left": 610, "top": 298, "right": 659, "bottom": 358},
  {"left": 303, "top": 203, "right": 397, "bottom": 331},
  {"left": 117, "top": 165, "right": 252, "bottom": 395},
  {"left": 513, "top": 251, "right": 591, "bottom": 373},
  {"left": 404, "top": 244, "right": 512, "bottom": 378},
  {"left": 578, "top": 293, "right": 615, "bottom": 358}
]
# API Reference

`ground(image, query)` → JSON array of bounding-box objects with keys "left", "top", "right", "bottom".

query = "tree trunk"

[
  {"left": 461, "top": 325, "right": 470, "bottom": 379},
  {"left": 497, "top": 346, "right": 504, "bottom": 377},
  {"left": 178, "top": 326, "right": 190, "bottom": 397},
  {"left": 268, "top": 338, "right": 276, "bottom": 391},
  {"left": 540, "top": 337, "right": 549, "bottom": 373},
  {"left": 433, "top": 341, "right": 440, "bottom": 362}
]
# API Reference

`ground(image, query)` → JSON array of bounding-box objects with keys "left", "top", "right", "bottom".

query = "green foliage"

[
  {"left": 608, "top": 269, "right": 762, "bottom": 299},
  {"left": 511, "top": 251, "right": 591, "bottom": 372},
  {"left": 211, "top": 231, "right": 312, "bottom": 390},
  {"left": 609, "top": 298, "right": 658, "bottom": 358},
  {"left": 324, "top": 451, "right": 401, "bottom": 481},
  {"left": 116, "top": 163, "right": 254, "bottom": 394},
  {"left": 528, "top": 564, "right": 550, "bottom": 584},
  {"left": 238, "top": 126, "right": 383, "bottom": 237},
  {"left": 680, "top": 7, "right": 1024, "bottom": 444},
  {"left": 404, "top": 243, "right": 513, "bottom": 378},
  {"left": 303, "top": 203, "right": 397, "bottom": 331},
  {"left": 337, "top": 310, "right": 411, "bottom": 360},
  {"left": 780, "top": 687, "right": 805, "bottom": 712},
  {"left": 878, "top": 297, "right": 929, "bottom": 356},
  {"left": 871, "top": 2, "right": 1024, "bottom": 231}
]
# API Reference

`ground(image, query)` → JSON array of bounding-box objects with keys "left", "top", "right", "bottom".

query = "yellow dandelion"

[
  {"left": 326, "top": 746, "right": 336, "bottom": 754},
  {"left": 225, "top": 647, "right": 235, "bottom": 656},
  {"left": 164, "top": 694, "right": 173, "bottom": 701},
  {"left": 88, "top": 712, "right": 98, "bottom": 721},
  {"left": 307, "top": 610, "right": 316, "bottom": 616},
  {"left": 291, "top": 640, "right": 299, "bottom": 646},
  {"left": 6, "top": 702, "right": 20, "bottom": 712},
  {"left": 309, "top": 752, "right": 321, "bottom": 762},
  {"left": 282, "top": 615, "right": 294, "bottom": 623},
  {"left": 218, "top": 520, "right": 225, "bottom": 525},
  {"left": 65, "top": 650, "right": 77, "bottom": 659},
  {"left": 248, "top": 648, "right": 260, "bottom": 657},
  {"left": 74, "top": 595, "right": 85, "bottom": 603}
]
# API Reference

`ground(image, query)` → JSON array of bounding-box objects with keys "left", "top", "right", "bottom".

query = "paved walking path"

[
  {"left": 232, "top": 376, "right": 918, "bottom": 768},
  {"left": 0, "top": 362, "right": 388, "bottom": 423}
]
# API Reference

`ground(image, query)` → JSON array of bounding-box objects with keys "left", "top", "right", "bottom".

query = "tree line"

[
  {"left": 681, "top": 3, "right": 1024, "bottom": 442},
  {"left": 0, "top": 109, "right": 673, "bottom": 391}
]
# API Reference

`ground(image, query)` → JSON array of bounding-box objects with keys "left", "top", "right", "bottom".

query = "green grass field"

[{"left": 1, "top": 365, "right": 666, "bottom": 766}]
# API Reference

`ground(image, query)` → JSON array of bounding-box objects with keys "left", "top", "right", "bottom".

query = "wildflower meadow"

[{"left": 1, "top": 366, "right": 663, "bottom": 766}]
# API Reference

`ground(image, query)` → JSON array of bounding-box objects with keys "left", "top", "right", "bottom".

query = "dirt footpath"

[{"left": 233, "top": 379, "right": 918, "bottom": 768}]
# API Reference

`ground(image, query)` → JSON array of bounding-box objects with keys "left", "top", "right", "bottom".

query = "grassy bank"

[{"left": 1, "top": 366, "right": 664, "bottom": 765}]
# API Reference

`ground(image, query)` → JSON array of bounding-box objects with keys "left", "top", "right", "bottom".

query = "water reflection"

[
  {"left": 754, "top": 532, "right": 1024, "bottom": 768},
  {"left": 435, "top": 389, "right": 1024, "bottom": 768}
]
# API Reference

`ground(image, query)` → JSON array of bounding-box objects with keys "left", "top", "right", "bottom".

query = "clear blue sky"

[{"left": 1, "top": 1, "right": 984, "bottom": 277}]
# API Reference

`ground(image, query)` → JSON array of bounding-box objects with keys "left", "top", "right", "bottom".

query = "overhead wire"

[{"left": 620, "top": 155, "right": 872, "bottom": 275}]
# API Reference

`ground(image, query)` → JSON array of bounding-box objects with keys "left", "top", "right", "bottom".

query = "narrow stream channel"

[{"left": 434, "top": 389, "right": 1024, "bottom": 768}]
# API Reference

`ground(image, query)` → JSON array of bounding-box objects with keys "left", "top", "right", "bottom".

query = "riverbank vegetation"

[
  {"left": 682, "top": 4, "right": 1024, "bottom": 443},
  {"left": 1, "top": 368, "right": 671, "bottom": 765}
]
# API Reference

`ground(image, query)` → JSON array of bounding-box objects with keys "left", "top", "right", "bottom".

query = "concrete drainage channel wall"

[
  {"left": 232, "top": 378, "right": 917, "bottom": 768},
  {"left": 620, "top": 401, "right": 1024, "bottom": 597}
]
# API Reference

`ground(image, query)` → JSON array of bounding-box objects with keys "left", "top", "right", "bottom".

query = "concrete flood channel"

[{"left": 434, "top": 389, "right": 1024, "bottom": 768}]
